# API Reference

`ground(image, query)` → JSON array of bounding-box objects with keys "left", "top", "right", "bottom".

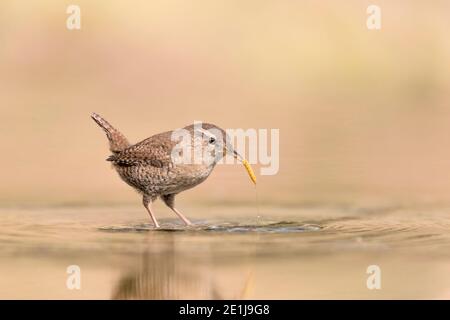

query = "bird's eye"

[{"left": 209, "top": 137, "right": 216, "bottom": 144}]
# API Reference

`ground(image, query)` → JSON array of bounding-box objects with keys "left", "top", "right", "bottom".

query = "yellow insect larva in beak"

[{"left": 242, "top": 159, "right": 257, "bottom": 185}]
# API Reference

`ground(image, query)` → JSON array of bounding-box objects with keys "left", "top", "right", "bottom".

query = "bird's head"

[
  {"left": 183, "top": 122, "right": 256, "bottom": 184},
  {"left": 187, "top": 123, "right": 241, "bottom": 163}
]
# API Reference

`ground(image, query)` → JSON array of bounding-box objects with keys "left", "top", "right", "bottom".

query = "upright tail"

[{"left": 91, "top": 113, "right": 131, "bottom": 153}]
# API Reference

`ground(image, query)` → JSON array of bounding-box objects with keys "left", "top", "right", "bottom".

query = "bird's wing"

[{"left": 107, "top": 138, "right": 175, "bottom": 168}]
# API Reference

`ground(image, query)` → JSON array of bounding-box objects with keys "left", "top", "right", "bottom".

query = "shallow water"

[
  {"left": 1, "top": 204, "right": 450, "bottom": 299},
  {"left": 99, "top": 221, "right": 321, "bottom": 233}
]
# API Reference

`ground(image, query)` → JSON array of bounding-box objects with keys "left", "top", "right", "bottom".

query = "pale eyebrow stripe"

[{"left": 196, "top": 128, "right": 216, "bottom": 138}]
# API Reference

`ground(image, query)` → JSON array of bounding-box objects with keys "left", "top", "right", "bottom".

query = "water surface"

[{"left": 1, "top": 204, "right": 450, "bottom": 299}]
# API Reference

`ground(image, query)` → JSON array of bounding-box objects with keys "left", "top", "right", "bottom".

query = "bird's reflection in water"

[{"left": 112, "top": 234, "right": 253, "bottom": 299}]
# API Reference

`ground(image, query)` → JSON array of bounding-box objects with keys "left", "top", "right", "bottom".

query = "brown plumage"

[{"left": 91, "top": 113, "right": 242, "bottom": 228}]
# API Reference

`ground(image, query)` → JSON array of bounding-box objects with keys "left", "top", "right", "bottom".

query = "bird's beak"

[
  {"left": 233, "top": 149, "right": 244, "bottom": 162},
  {"left": 226, "top": 143, "right": 243, "bottom": 162}
]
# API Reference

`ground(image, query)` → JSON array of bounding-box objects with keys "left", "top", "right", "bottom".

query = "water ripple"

[{"left": 98, "top": 221, "right": 322, "bottom": 234}]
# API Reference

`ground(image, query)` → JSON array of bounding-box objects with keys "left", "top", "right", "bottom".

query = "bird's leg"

[
  {"left": 161, "top": 194, "right": 193, "bottom": 226},
  {"left": 143, "top": 194, "right": 160, "bottom": 228}
]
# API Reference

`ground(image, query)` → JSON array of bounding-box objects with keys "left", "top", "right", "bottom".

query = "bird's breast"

[
  {"left": 114, "top": 162, "right": 216, "bottom": 196},
  {"left": 169, "top": 163, "right": 215, "bottom": 184}
]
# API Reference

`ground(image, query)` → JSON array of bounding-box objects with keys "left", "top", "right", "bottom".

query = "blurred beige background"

[{"left": 1, "top": 0, "right": 450, "bottom": 207}]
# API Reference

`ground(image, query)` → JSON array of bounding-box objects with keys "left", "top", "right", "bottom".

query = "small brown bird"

[{"left": 91, "top": 113, "right": 252, "bottom": 228}]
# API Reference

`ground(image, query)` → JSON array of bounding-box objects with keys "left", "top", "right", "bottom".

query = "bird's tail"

[{"left": 91, "top": 112, "right": 131, "bottom": 153}]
